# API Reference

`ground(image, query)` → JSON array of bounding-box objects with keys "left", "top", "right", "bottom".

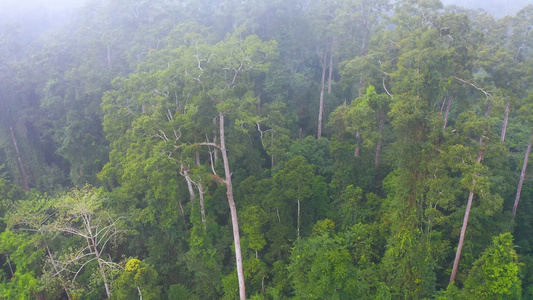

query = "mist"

[
  {"left": 441, "top": 0, "right": 533, "bottom": 17},
  {"left": 0, "top": 0, "right": 85, "bottom": 39}
]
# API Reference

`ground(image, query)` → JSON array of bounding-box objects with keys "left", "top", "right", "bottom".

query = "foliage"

[{"left": 1, "top": 0, "right": 533, "bottom": 299}]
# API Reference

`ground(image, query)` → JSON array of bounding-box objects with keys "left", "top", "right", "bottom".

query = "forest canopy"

[{"left": 1, "top": 0, "right": 533, "bottom": 299}]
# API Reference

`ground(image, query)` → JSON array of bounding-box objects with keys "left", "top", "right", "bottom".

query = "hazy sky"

[
  {"left": 441, "top": 0, "right": 533, "bottom": 17},
  {"left": 0, "top": 0, "right": 85, "bottom": 37},
  {"left": 0, "top": 0, "right": 532, "bottom": 38}
]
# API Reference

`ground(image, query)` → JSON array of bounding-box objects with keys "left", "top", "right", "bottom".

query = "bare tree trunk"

[
  {"left": 439, "top": 97, "right": 446, "bottom": 115},
  {"left": 450, "top": 147, "right": 484, "bottom": 284},
  {"left": 450, "top": 104, "right": 491, "bottom": 285},
  {"left": 219, "top": 112, "right": 246, "bottom": 300},
  {"left": 317, "top": 51, "right": 327, "bottom": 139},
  {"left": 297, "top": 199, "right": 301, "bottom": 238},
  {"left": 359, "top": 21, "right": 368, "bottom": 97},
  {"left": 6, "top": 256, "right": 14, "bottom": 277},
  {"left": 196, "top": 152, "right": 206, "bottom": 228},
  {"left": 513, "top": 132, "right": 533, "bottom": 216},
  {"left": 375, "top": 143, "right": 382, "bottom": 168},
  {"left": 183, "top": 167, "right": 196, "bottom": 200},
  {"left": 443, "top": 96, "right": 453, "bottom": 131},
  {"left": 90, "top": 236, "right": 111, "bottom": 298},
  {"left": 213, "top": 118, "right": 219, "bottom": 162},
  {"left": 327, "top": 42, "right": 334, "bottom": 94},
  {"left": 47, "top": 245, "right": 72, "bottom": 300},
  {"left": 501, "top": 100, "right": 510, "bottom": 142},
  {"left": 106, "top": 46, "right": 112, "bottom": 71},
  {"left": 136, "top": 286, "right": 143, "bottom": 300},
  {"left": 270, "top": 131, "right": 275, "bottom": 168},
  {"left": 181, "top": 165, "right": 195, "bottom": 231},
  {"left": 9, "top": 125, "right": 30, "bottom": 190},
  {"left": 197, "top": 185, "right": 206, "bottom": 228}
]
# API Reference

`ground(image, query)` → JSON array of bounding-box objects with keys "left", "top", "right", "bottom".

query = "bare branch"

[
  {"left": 452, "top": 76, "right": 494, "bottom": 101},
  {"left": 382, "top": 76, "right": 393, "bottom": 99}
]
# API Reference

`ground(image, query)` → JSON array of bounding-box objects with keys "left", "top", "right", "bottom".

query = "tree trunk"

[
  {"left": 270, "top": 131, "right": 275, "bottom": 168},
  {"left": 443, "top": 96, "right": 453, "bottom": 131},
  {"left": 91, "top": 236, "right": 111, "bottom": 298},
  {"left": 317, "top": 51, "right": 327, "bottom": 139},
  {"left": 297, "top": 199, "right": 301, "bottom": 238},
  {"left": 327, "top": 41, "right": 334, "bottom": 94},
  {"left": 197, "top": 184, "right": 206, "bottom": 227},
  {"left": 136, "top": 286, "right": 143, "bottom": 300},
  {"left": 47, "top": 245, "right": 72, "bottom": 300},
  {"left": 9, "top": 125, "right": 30, "bottom": 191},
  {"left": 375, "top": 142, "right": 382, "bottom": 168},
  {"left": 512, "top": 132, "right": 533, "bottom": 216},
  {"left": 501, "top": 100, "right": 510, "bottom": 142},
  {"left": 106, "top": 46, "right": 112, "bottom": 71},
  {"left": 194, "top": 152, "right": 207, "bottom": 227},
  {"left": 450, "top": 104, "right": 492, "bottom": 284},
  {"left": 183, "top": 167, "right": 196, "bottom": 200},
  {"left": 219, "top": 112, "right": 246, "bottom": 300},
  {"left": 450, "top": 147, "right": 484, "bottom": 284},
  {"left": 6, "top": 256, "right": 14, "bottom": 277},
  {"left": 213, "top": 118, "right": 219, "bottom": 162},
  {"left": 359, "top": 21, "right": 368, "bottom": 97}
]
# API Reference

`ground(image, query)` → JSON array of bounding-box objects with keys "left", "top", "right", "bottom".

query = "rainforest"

[{"left": 1, "top": 0, "right": 533, "bottom": 299}]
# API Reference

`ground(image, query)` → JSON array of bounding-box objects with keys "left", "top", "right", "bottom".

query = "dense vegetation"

[{"left": 1, "top": 0, "right": 533, "bottom": 298}]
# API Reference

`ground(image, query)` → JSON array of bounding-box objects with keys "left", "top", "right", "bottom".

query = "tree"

[
  {"left": 102, "top": 25, "right": 278, "bottom": 299},
  {"left": 288, "top": 219, "right": 377, "bottom": 299},
  {"left": 0, "top": 230, "right": 43, "bottom": 299},
  {"left": 512, "top": 93, "right": 533, "bottom": 216},
  {"left": 112, "top": 258, "right": 162, "bottom": 300},
  {"left": 463, "top": 233, "right": 522, "bottom": 298},
  {"left": 343, "top": 85, "right": 390, "bottom": 167},
  {"left": 5, "top": 187, "right": 126, "bottom": 299},
  {"left": 273, "top": 156, "right": 315, "bottom": 238}
]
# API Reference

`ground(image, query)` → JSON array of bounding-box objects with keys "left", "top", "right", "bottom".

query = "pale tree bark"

[
  {"left": 501, "top": 100, "right": 510, "bottom": 142},
  {"left": 196, "top": 152, "right": 206, "bottom": 227},
  {"left": 317, "top": 48, "right": 328, "bottom": 139},
  {"left": 270, "top": 131, "right": 275, "bottom": 168},
  {"left": 449, "top": 147, "right": 484, "bottom": 284},
  {"left": 79, "top": 212, "right": 114, "bottom": 299},
  {"left": 355, "top": 131, "right": 361, "bottom": 157},
  {"left": 213, "top": 118, "right": 219, "bottom": 162},
  {"left": 449, "top": 104, "right": 492, "bottom": 285},
  {"left": 106, "top": 46, "right": 112, "bottom": 71},
  {"left": 512, "top": 132, "right": 533, "bottom": 216},
  {"left": 358, "top": 19, "right": 369, "bottom": 98},
  {"left": 318, "top": 40, "right": 335, "bottom": 139},
  {"left": 9, "top": 124, "right": 30, "bottom": 191},
  {"left": 219, "top": 112, "right": 245, "bottom": 300},
  {"left": 443, "top": 96, "right": 453, "bottom": 131},
  {"left": 91, "top": 235, "right": 111, "bottom": 299},
  {"left": 46, "top": 245, "right": 72, "bottom": 300},
  {"left": 327, "top": 39, "right": 335, "bottom": 94},
  {"left": 297, "top": 199, "right": 301, "bottom": 238}
]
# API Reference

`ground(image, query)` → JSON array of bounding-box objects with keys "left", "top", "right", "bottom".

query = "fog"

[
  {"left": 0, "top": 0, "right": 85, "bottom": 38},
  {"left": 441, "top": 0, "right": 533, "bottom": 18},
  {"left": 1, "top": 0, "right": 531, "bottom": 40}
]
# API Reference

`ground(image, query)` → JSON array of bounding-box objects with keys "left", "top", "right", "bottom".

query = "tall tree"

[{"left": 102, "top": 25, "right": 278, "bottom": 299}]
